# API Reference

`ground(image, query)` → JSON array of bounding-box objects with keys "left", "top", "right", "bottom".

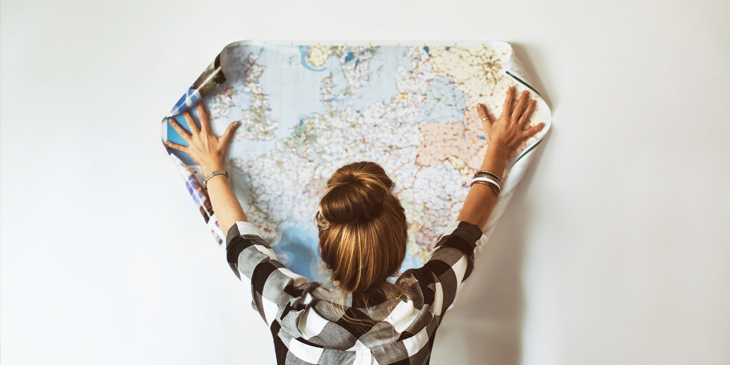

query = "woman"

[{"left": 165, "top": 86, "right": 544, "bottom": 364}]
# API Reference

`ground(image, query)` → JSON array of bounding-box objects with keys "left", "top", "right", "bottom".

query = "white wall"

[{"left": 2, "top": 0, "right": 729, "bottom": 364}]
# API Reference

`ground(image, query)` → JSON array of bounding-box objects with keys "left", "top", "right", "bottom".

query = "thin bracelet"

[
  {"left": 471, "top": 180, "right": 500, "bottom": 196},
  {"left": 470, "top": 177, "right": 501, "bottom": 196},
  {"left": 474, "top": 171, "right": 502, "bottom": 183},
  {"left": 474, "top": 170, "right": 502, "bottom": 184},
  {"left": 471, "top": 176, "right": 501, "bottom": 191},
  {"left": 202, "top": 170, "right": 228, "bottom": 190}
]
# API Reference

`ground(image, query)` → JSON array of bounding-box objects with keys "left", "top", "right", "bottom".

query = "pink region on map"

[{"left": 416, "top": 106, "right": 488, "bottom": 169}]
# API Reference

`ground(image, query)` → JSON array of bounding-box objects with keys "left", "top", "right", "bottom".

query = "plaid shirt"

[{"left": 225, "top": 220, "right": 487, "bottom": 365}]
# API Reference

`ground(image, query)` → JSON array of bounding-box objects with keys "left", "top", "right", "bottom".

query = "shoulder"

[
  {"left": 394, "top": 220, "right": 487, "bottom": 315},
  {"left": 225, "top": 221, "right": 315, "bottom": 326}
]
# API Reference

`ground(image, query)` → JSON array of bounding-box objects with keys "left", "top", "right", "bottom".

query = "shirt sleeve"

[
  {"left": 411, "top": 220, "right": 488, "bottom": 317},
  {"left": 225, "top": 221, "right": 311, "bottom": 327}
]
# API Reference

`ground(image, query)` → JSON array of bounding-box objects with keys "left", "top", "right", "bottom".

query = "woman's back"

[
  {"left": 169, "top": 86, "right": 542, "bottom": 364},
  {"left": 225, "top": 219, "right": 487, "bottom": 365}
]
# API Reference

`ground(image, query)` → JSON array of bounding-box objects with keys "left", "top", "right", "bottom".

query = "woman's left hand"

[{"left": 165, "top": 102, "right": 240, "bottom": 174}]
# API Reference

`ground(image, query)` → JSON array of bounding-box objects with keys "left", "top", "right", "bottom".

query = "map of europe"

[{"left": 162, "top": 41, "right": 550, "bottom": 284}]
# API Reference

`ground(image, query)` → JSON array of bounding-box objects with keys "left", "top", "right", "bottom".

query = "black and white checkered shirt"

[{"left": 225, "top": 220, "right": 487, "bottom": 365}]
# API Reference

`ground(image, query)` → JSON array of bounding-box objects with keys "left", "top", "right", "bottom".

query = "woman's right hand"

[{"left": 476, "top": 86, "right": 545, "bottom": 158}]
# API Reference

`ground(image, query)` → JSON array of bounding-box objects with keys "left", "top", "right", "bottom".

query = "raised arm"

[
  {"left": 457, "top": 86, "right": 545, "bottom": 229},
  {"left": 165, "top": 102, "right": 246, "bottom": 233},
  {"left": 166, "top": 103, "right": 312, "bottom": 327},
  {"left": 412, "top": 87, "right": 546, "bottom": 314}
]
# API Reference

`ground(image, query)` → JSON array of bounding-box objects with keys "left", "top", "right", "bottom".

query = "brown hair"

[{"left": 315, "top": 161, "right": 408, "bottom": 326}]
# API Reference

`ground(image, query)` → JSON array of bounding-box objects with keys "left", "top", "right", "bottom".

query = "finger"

[
  {"left": 501, "top": 86, "right": 515, "bottom": 120},
  {"left": 164, "top": 140, "right": 188, "bottom": 152},
  {"left": 183, "top": 110, "right": 200, "bottom": 135},
  {"left": 511, "top": 90, "right": 530, "bottom": 122},
  {"left": 481, "top": 121, "right": 493, "bottom": 142},
  {"left": 168, "top": 118, "right": 193, "bottom": 144},
  {"left": 197, "top": 103, "right": 211, "bottom": 134},
  {"left": 522, "top": 122, "right": 546, "bottom": 140},
  {"left": 220, "top": 121, "right": 240, "bottom": 147},
  {"left": 517, "top": 99, "right": 537, "bottom": 129},
  {"left": 475, "top": 104, "right": 493, "bottom": 123}
]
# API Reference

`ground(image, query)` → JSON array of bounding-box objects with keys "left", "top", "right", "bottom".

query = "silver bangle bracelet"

[
  {"left": 470, "top": 176, "right": 501, "bottom": 196},
  {"left": 474, "top": 170, "right": 502, "bottom": 184},
  {"left": 202, "top": 170, "right": 228, "bottom": 190},
  {"left": 471, "top": 176, "right": 501, "bottom": 190},
  {"left": 471, "top": 180, "right": 500, "bottom": 196}
]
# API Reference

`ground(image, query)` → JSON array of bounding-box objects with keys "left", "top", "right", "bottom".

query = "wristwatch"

[{"left": 202, "top": 170, "right": 228, "bottom": 190}]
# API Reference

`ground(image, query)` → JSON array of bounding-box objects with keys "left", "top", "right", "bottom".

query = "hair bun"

[{"left": 319, "top": 162, "right": 394, "bottom": 225}]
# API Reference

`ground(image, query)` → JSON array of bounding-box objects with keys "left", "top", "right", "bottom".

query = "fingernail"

[{"left": 168, "top": 118, "right": 174, "bottom": 124}]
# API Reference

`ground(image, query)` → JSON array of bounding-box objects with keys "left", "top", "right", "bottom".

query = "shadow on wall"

[
  {"left": 511, "top": 43, "right": 554, "bottom": 110},
  {"left": 430, "top": 43, "right": 554, "bottom": 365}
]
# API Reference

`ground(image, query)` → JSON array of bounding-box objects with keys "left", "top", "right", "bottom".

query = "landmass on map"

[{"left": 167, "top": 43, "right": 547, "bottom": 281}]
